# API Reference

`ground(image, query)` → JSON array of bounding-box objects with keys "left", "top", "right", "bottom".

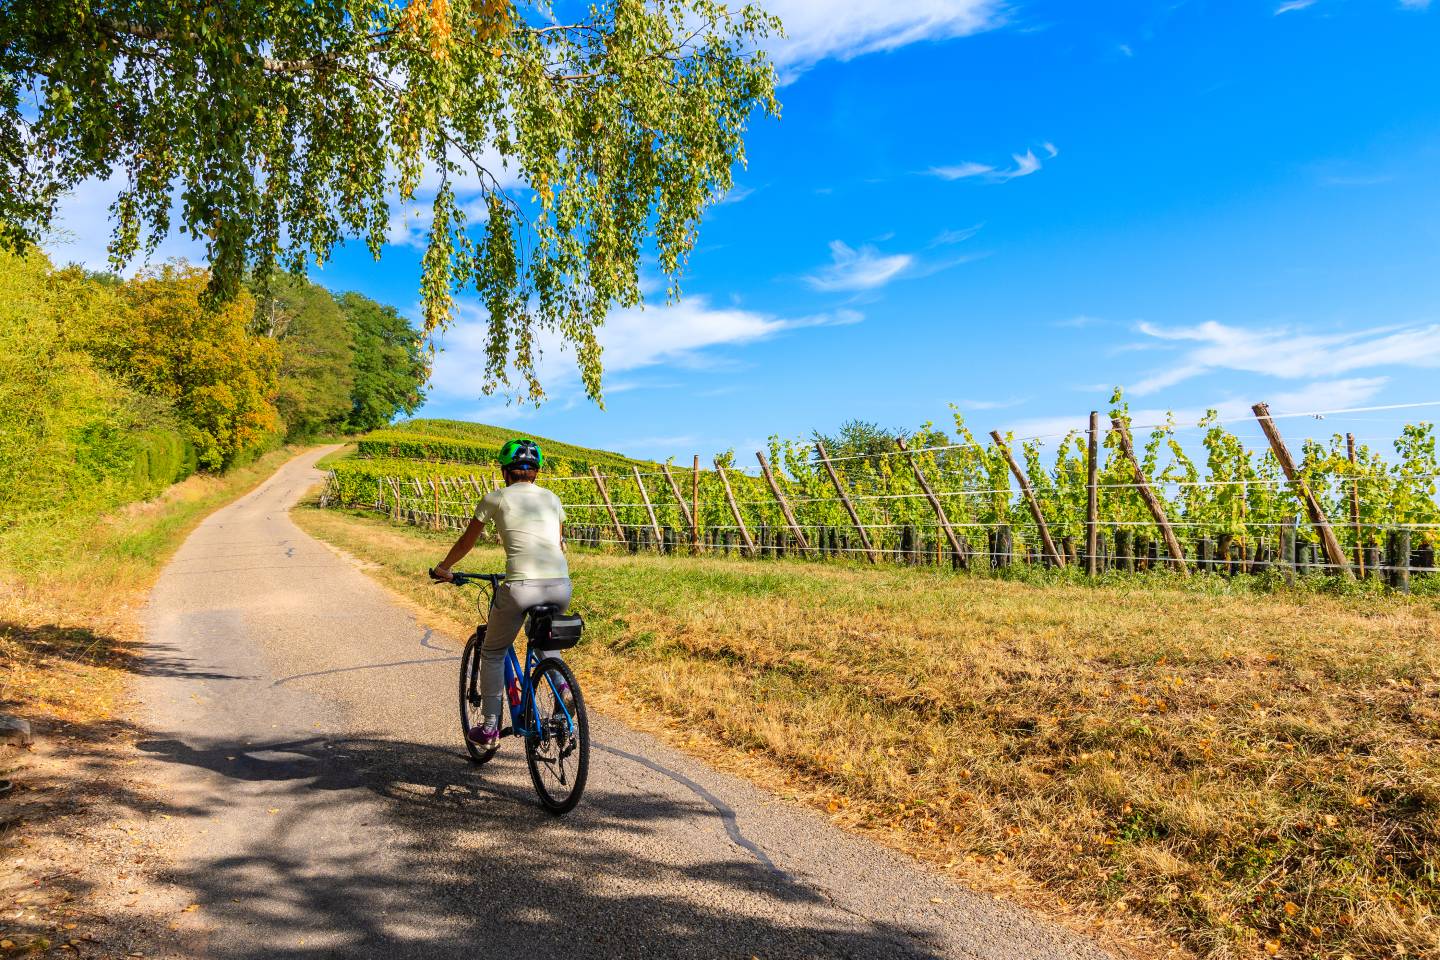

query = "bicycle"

[{"left": 433, "top": 570, "right": 590, "bottom": 814}]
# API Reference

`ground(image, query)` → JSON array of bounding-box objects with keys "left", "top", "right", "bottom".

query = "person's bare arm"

[{"left": 432, "top": 518, "right": 485, "bottom": 581}]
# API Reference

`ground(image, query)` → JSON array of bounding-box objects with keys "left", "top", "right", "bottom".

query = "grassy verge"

[
  {"left": 0, "top": 446, "right": 308, "bottom": 722},
  {"left": 295, "top": 504, "right": 1440, "bottom": 960},
  {"left": 314, "top": 440, "right": 357, "bottom": 469}
]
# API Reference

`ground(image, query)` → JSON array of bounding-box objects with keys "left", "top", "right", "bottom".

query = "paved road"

[{"left": 137, "top": 447, "right": 1115, "bottom": 960}]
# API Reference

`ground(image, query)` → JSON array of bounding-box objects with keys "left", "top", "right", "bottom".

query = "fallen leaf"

[{"left": 1265, "top": 940, "right": 1281, "bottom": 956}]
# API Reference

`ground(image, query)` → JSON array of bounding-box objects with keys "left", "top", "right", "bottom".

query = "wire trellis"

[{"left": 323, "top": 398, "right": 1440, "bottom": 588}]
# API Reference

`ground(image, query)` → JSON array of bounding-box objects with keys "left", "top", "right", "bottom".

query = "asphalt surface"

[{"left": 137, "top": 447, "right": 1117, "bottom": 960}]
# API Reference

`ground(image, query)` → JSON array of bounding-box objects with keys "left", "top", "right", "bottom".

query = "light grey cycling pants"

[{"left": 481, "top": 578, "right": 573, "bottom": 721}]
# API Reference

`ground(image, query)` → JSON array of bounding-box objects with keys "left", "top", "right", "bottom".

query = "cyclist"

[{"left": 431, "top": 439, "right": 571, "bottom": 750}]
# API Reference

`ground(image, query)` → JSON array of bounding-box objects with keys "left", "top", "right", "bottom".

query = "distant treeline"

[{"left": 0, "top": 246, "right": 429, "bottom": 560}]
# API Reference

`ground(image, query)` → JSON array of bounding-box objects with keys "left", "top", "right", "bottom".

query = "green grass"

[
  {"left": 296, "top": 503, "right": 1440, "bottom": 960},
  {"left": 315, "top": 442, "right": 357, "bottom": 469}
]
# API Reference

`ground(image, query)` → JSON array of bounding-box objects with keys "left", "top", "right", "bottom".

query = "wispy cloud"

[
  {"left": 931, "top": 224, "right": 983, "bottom": 246},
  {"left": 1054, "top": 314, "right": 1107, "bottom": 329},
  {"left": 1274, "top": 0, "right": 1318, "bottom": 13},
  {"left": 928, "top": 161, "right": 996, "bottom": 180},
  {"left": 1399, "top": 0, "right": 1430, "bottom": 9},
  {"left": 959, "top": 396, "right": 1029, "bottom": 411},
  {"left": 928, "top": 145, "right": 1052, "bottom": 183},
  {"left": 1003, "top": 377, "right": 1390, "bottom": 441},
  {"left": 763, "top": 0, "right": 1003, "bottom": 75},
  {"left": 805, "top": 240, "right": 915, "bottom": 292},
  {"left": 44, "top": 173, "right": 205, "bottom": 273},
  {"left": 1127, "top": 320, "right": 1440, "bottom": 395},
  {"left": 718, "top": 183, "right": 756, "bottom": 205},
  {"left": 429, "top": 296, "right": 862, "bottom": 404}
]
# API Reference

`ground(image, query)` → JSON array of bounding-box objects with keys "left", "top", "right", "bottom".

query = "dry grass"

[
  {"left": 295, "top": 505, "right": 1440, "bottom": 960},
  {"left": 0, "top": 447, "right": 305, "bottom": 724}
]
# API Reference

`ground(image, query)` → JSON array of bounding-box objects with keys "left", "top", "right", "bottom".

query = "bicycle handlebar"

[{"left": 430, "top": 569, "right": 505, "bottom": 587}]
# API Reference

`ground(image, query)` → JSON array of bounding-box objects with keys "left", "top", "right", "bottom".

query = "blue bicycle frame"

[
  {"left": 444, "top": 569, "right": 578, "bottom": 741},
  {"left": 502, "top": 642, "right": 576, "bottom": 740}
]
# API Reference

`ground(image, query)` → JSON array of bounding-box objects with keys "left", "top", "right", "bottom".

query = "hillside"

[{"left": 366, "top": 418, "right": 658, "bottom": 472}]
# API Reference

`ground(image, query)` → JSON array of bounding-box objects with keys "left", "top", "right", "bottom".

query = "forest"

[{"left": 0, "top": 246, "right": 429, "bottom": 567}]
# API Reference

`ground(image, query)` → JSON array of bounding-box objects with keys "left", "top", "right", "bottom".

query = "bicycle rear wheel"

[
  {"left": 458, "top": 630, "right": 498, "bottom": 765},
  {"left": 524, "top": 656, "right": 589, "bottom": 814}
]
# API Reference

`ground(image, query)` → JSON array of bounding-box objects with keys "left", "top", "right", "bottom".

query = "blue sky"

[{"left": 48, "top": 0, "right": 1440, "bottom": 462}]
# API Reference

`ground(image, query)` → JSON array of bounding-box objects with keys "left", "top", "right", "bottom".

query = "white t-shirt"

[{"left": 473, "top": 482, "right": 569, "bottom": 581}]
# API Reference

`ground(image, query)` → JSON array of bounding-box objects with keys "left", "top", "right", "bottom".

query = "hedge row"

[{"left": 132, "top": 428, "right": 199, "bottom": 490}]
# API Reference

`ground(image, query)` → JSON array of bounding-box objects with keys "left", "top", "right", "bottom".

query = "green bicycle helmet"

[{"left": 498, "top": 438, "right": 543, "bottom": 470}]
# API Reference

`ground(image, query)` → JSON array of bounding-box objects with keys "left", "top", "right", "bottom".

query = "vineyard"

[{"left": 322, "top": 396, "right": 1440, "bottom": 591}]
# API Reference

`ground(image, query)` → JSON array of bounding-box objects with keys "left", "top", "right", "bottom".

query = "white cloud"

[
  {"left": 928, "top": 146, "right": 1051, "bottom": 183},
  {"left": 931, "top": 224, "right": 983, "bottom": 246},
  {"left": 1129, "top": 320, "right": 1440, "bottom": 395},
  {"left": 1003, "top": 377, "right": 1390, "bottom": 442},
  {"left": 959, "top": 396, "right": 1029, "bottom": 411},
  {"left": 928, "top": 162, "right": 995, "bottom": 180},
  {"left": 1006, "top": 149, "right": 1042, "bottom": 179},
  {"left": 805, "top": 240, "right": 914, "bottom": 292},
  {"left": 1054, "top": 314, "right": 1106, "bottom": 329},
  {"left": 1399, "top": 0, "right": 1431, "bottom": 9},
  {"left": 429, "top": 296, "right": 862, "bottom": 403},
  {"left": 42, "top": 173, "right": 206, "bottom": 274},
  {"left": 718, "top": 184, "right": 756, "bottom": 205},
  {"left": 763, "top": 0, "right": 1002, "bottom": 74},
  {"left": 1275, "top": 0, "right": 1318, "bottom": 13}
]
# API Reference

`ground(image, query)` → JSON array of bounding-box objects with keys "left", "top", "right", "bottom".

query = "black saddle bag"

[{"left": 526, "top": 607, "right": 584, "bottom": 650}]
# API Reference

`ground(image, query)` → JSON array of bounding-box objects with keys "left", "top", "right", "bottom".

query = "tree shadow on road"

[{"left": 134, "top": 732, "right": 949, "bottom": 960}]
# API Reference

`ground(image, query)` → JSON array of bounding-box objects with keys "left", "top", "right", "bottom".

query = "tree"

[
  {"left": 1, "top": 0, "right": 781, "bottom": 402},
  {"left": 88, "top": 263, "right": 281, "bottom": 470},
  {"left": 0, "top": 247, "right": 196, "bottom": 561},
  {"left": 253, "top": 273, "right": 355, "bottom": 438},
  {"left": 336, "top": 291, "right": 429, "bottom": 433}
]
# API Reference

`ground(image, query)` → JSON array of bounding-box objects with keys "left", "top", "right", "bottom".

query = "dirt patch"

[{"left": 0, "top": 719, "right": 200, "bottom": 959}]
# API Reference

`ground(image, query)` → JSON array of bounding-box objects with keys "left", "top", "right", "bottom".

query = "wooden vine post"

[
  {"left": 713, "top": 459, "right": 757, "bottom": 558},
  {"left": 589, "top": 467, "right": 626, "bottom": 544},
  {"left": 388, "top": 477, "right": 404, "bottom": 521},
  {"left": 632, "top": 466, "right": 663, "bottom": 545},
  {"left": 1110, "top": 419, "right": 1189, "bottom": 576},
  {"left": 1252, "top": 402, "right": 1353, "bottom": 578},
  {"left": 660, "top": 463, "right": 694, "bottom": 531},
  {"left": 813, "top": 439, "right": 878, "bottom": 563},
  {"left": 432, "top": 476, "right": 441, "bottom": 531},
  {"left": 894, "top": 437, "right": 963, "bottom": 557},
  {"left": 756, "top": 451, "right": 813, "bottom": 557},
  {"left": 1086, "top": 411, "right": 1100, "bottom": 576},
  {"left": 989, "top": 431, "right": 1066, "bottom": 568},
  {"left": 692, "top": 455, "right": 701, "bottom": 554},
  {"left": 1347, "top": 432, "right": 1364, "bottom": 576}
]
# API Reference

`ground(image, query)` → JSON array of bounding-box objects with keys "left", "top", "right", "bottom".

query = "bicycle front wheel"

[
  {"left": 458, "top": 630, "right": 498, "bottom": 765},
  {"left": 524, "top": 656, "right": 589, "bottom": 814}
]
